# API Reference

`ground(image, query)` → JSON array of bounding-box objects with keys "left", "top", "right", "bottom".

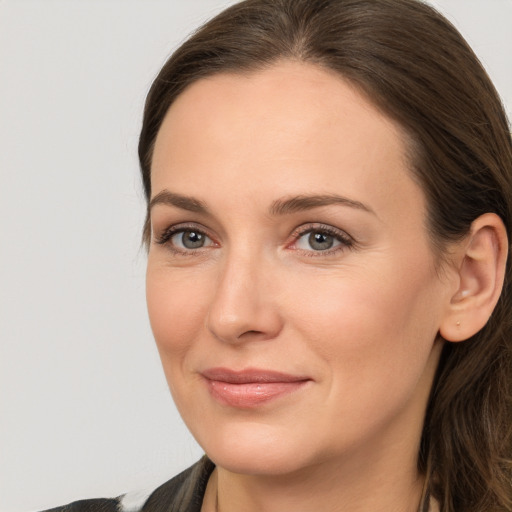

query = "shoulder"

[{"left": 40, "top": 457, "right": 215, "bottom": 512}]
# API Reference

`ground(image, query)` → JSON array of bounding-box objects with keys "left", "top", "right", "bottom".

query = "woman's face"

[{"left": 146, "top": 62, "right": 453, "bottom": 476}]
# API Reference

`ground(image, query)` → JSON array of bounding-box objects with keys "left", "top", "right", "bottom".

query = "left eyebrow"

[{"left": 269, "top": 194, "right": 376, "bottom": 216}]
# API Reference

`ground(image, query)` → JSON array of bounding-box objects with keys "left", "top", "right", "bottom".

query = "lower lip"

[{"left": 205, "top": 379, "right": 309, "bottom": 408}]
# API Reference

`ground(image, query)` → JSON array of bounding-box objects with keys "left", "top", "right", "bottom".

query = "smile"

[{"left": 201, "top": 368, "right": 312, "bottom": 408}]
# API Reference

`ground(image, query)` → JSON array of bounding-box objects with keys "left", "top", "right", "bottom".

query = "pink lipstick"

[{"left": 201, "top": 368, "right": 311, "bottom": 408}]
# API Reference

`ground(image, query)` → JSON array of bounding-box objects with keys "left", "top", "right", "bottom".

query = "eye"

[
  {"left": 292, "top": 225, "right": 354, "bottom": 254},
  {"left": 298, "top": 232, "right": 338, "bottom": 251},
  {"left": 171, "top": 229, "right": 211, "bottom": 250},
  {"left": 155, "top": 224, "right": 216, "bottom": 252}
]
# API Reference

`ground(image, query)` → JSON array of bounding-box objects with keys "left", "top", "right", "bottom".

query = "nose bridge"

[{"left": 206, "top": 243, "right": 281, "bottom": 343}]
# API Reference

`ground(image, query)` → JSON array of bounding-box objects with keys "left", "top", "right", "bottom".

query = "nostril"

[
  {"left": 237, "top": 329, "right": 262, "bottom": 338},
  {"left": 236, "top": 329, "right": 271, "bottom": 341}
]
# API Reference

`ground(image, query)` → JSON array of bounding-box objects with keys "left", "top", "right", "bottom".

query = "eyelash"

[{"left": 154, "top": 222, "right": 355, "bottom": 256}]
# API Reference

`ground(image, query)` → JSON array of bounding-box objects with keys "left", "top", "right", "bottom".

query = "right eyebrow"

[{"left": 149, "top": 190, "right": 208, "bottom": 214}]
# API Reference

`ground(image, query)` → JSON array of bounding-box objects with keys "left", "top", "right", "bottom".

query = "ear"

[{"left": 440, "top": 213, "right": 508, "bottom": 342}]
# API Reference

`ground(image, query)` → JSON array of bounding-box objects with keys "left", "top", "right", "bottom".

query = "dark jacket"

[{"left": 41, "top": 457, "right": 215, "bottom": 512}]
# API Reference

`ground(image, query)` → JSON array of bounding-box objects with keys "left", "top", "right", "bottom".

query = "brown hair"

[{"left": 138, "top": 0, "right": 512, "bottom": 510}]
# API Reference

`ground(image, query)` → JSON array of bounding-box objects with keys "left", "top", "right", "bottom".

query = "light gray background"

[{"left": 0, "top": 1, "right": 511, "bottom": 511}]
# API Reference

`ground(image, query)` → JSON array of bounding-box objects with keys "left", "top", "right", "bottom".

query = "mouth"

[{"left": 201, "top": 368, "right": 312, "bottom": 408}]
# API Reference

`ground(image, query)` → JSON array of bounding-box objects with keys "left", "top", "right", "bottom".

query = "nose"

[{"left": 206, "top": 252, "right": 283, "bottom": 344}]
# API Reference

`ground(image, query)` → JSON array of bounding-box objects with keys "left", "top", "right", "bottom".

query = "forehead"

[
  {"left": 151, "top": 61, "right": 423, "bottom": 224},
  {"left": 154, "top": 61, "right": 407, "bottom": 162}
]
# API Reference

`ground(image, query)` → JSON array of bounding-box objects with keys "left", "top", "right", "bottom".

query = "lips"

[{"left": 201, "top": 368, "right": 311, "bottom": 408}]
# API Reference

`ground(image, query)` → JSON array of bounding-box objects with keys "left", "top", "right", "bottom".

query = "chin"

[
  {"left": 194, "top": 420, "right": 315, "bottom": 476},
  {"left": 208, "top": 448, "right": 310, "bottom": 477}
]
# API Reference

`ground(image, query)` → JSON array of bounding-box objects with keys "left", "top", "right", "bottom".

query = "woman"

[{"left": 44, "top": 0, "right": 512, "bottom": 511}]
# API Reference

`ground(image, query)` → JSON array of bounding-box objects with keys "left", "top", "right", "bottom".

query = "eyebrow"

[
  {"left": 149, "top": 190, "right": 208, "bottom": 214},
  {"left": 149, "top": 190, "right": 374, "bottom": 217},
  {"left": 269, "top": 194, "right": 375, "bottom": 216}
]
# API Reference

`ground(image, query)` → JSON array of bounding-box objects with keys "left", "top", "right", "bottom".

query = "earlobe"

[{"left": 440, "top": 213, "right": 508, "bottom": 343}]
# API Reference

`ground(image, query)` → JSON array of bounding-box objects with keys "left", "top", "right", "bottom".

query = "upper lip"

[{"left": 201, "top": 367, "right": 311, "bottom": 384}]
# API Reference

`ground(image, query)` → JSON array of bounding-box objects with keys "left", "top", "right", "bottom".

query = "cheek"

[
  {"left": 285, "top": 256, "right": 443, "bottom": 387},
  {"left": 146, "top": 265, "right": 210, "bottom": 358},
  {"left": 287, "top": 266, "right": 443, "bottom": 447}
]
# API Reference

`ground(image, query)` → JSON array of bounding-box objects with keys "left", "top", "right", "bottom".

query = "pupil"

[
  {"left": 309, "top": 232, "right": 333, "bottom": 251},
  {"left": 183, "top": 231, "right": 204, "bottom": 249}
]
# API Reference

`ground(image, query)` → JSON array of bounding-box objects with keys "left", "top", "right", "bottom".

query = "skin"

[{"left": 146, "top": 61, "right": 459, "bottom": 512}]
